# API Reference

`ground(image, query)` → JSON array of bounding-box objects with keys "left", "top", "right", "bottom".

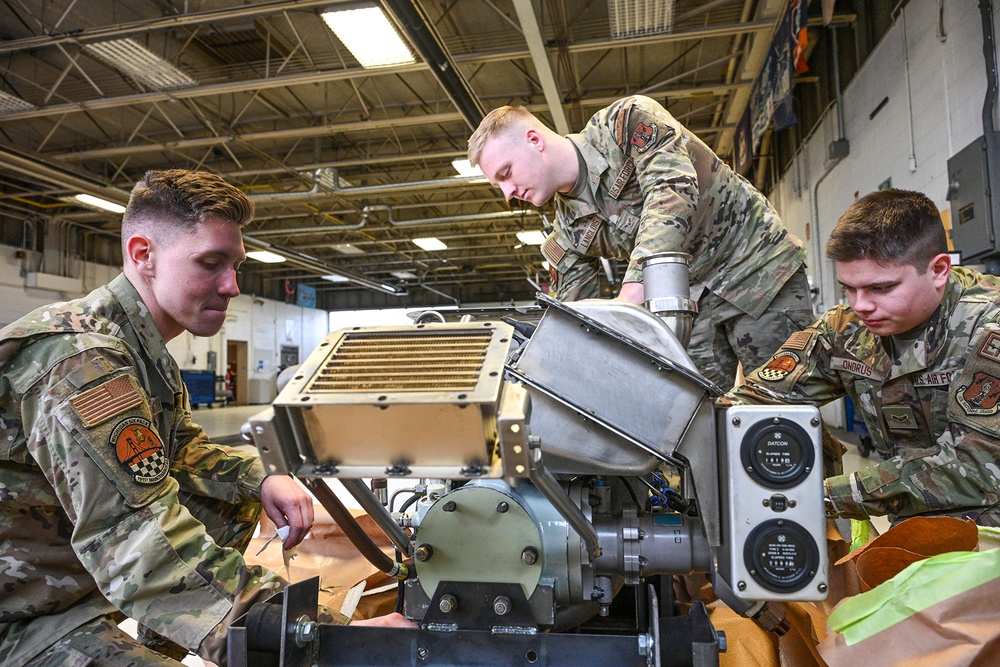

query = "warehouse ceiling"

[{"left": 0, "top": 0, "right": 807, "bottom": 310}]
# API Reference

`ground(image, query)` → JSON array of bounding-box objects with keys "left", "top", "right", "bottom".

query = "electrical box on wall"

[{"left": 947, "top": 132, "right": 1000, "bottom": 262}]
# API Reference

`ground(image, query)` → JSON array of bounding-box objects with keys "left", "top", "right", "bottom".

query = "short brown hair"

[
  {"left": 826, "top": 189, "right": 948, "bottom": 271},
  {"left": 121, "top": 169, "right": 254, "bottom": 249},
  {"left": 467, "top": 105, "right": 536, "bottom": 167}
]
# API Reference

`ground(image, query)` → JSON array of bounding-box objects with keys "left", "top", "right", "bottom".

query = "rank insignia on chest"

[
  {"left": 882, "top": 405, "right": 919, "bottom": 431},
  {"left": 111, "top": 416, "right": 168, "bottom": 485},
  {"left": 758, "top": 351, "right": 800, "bottom": 382},
  {"left": 956, "top": 371, "right": 1000, "bottom": 416},
  {"left": 608, "top": 158, "right": 635, "bottom": 199}
]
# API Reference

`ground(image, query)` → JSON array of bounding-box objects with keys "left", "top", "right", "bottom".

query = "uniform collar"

[
  {"left": 107, "top": 273, "right": 182, "bottom": 391},
  {"left": 566, "top": 133, "right": 609, "bottom": 182}
]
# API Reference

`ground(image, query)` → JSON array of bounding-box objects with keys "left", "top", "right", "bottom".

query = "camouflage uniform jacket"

[
  {"left": 730, "top": 266, "right": 1000, "bottom": 523},
  {"left": 542, "top": 94, "right": 805, "bottom": 316},
  {"left": 0, "top": 273, "right": 283, "bottom": 667}
]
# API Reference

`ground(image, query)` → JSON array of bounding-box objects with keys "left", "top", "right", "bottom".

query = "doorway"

[{"left": 226, "top": 340, "right": 249, "bottom": 406}]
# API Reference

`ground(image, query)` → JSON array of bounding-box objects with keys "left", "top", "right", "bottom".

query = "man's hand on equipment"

[
  {"left": 615, "top": 281, "right": 645, "bottom": 304},
  {"left": 260, "top": 475, "right": 315, "bottom": 548}
]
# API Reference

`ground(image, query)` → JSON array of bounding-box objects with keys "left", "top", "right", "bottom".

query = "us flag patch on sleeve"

[
  {"left": 70, "top": 376, "right": 143, "bottom": 428},
  {"left": 542, "top": 234, "right": 566, "bottom": 265},
  {"left": 781, "top": 330, "right": 814, "bottom": 351}
]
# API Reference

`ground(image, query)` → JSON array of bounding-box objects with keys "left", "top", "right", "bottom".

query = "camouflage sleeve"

[
  {"left": 727, "top": 320, "right": 845, "bottom": 406},
  {"left": 23, "top": 342, "right": 283, "bottom": 662},
  {"left": 827, "top": 323, "right": 1000, "bottom": 520},
  {"left": 620, "top": 106, "right": 696, "bottom": 284},
  {"left": 172, "top": 407, "right": 266, "bottom": 504}
]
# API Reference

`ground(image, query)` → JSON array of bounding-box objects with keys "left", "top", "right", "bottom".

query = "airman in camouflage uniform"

[
  {"left": 730, "top": 189, "right": 1000, "bottom": 526},
  {"left": 469, "top": 95, "right": 812, "bottom": 388},
  {"left": 0, "top": 170, "right": 411, "bottom": 667}
]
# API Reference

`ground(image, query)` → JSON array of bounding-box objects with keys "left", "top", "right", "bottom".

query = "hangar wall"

[
  {"left": 770, "top": 0, "right": 1000, "bottom": 315},
  {"left": 0, "top": 242, "right": 328, "bottom": 404}
]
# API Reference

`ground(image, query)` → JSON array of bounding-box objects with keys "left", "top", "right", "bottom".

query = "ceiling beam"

[
  {"left": 512, "top": 0, "right": 570, "bottom": 134},
  {"left": 0, "top": 0, "right": 340, "bottom": 55},
  {"left": 0, "top": 20, "right": 771, "bottom": 124}
]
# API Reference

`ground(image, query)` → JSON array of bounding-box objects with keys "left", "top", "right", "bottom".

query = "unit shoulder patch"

[
  {"left": 956, "top": 371, "right": 1000, "bottom": 416},
  {"left": 758, "top": 351, "right": 800, "bottom": 382},
  {"left": 110, "top": 416, "right": 168, "bottom": 485},
  {"left": 629, "top": 121, "right": 657, "bottom": 153}
]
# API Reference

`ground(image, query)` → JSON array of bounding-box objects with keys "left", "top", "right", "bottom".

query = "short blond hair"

[{"left": 467, "top": 105, "right": 537, "bottom": 167}]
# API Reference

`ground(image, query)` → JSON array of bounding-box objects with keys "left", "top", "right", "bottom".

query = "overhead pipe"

[
  {"left": 0, "top": 146, "right": 130, "bottom": 209},
  {"left": 360, "top": 203, "right": 541, "bottom": 227},
  {"left": 242, "top": 235, "right": 407, "bottom": 296},
  {"left": 247, "top": 204, "right": 539, "bottom": 238},
  {"left": 248, "top": 168, "right": 488, "bottom": 204},
  {"left": 381, "top": 0, "right": 486, "bottom": 131}
]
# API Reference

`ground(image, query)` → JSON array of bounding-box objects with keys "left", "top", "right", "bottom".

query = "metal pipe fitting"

[{"left": 639, "top": 251, "right": 697, "bottom": 347}]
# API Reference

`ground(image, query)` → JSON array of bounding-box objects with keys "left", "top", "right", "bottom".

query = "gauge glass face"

[
  {"left": 752, "top": 428, "right": 803, "bottom": 480},
  {"left": 741, "top": 418, "right": 813, "bottom": 489},
  {"left": 745, "top": 520, "right": 818, "bottom": 591}
]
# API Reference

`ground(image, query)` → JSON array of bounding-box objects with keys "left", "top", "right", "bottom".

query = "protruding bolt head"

[
  {"left": 496, "top": 501, "right": 509, "bottom": 513},
  {"left": 438, "top": 594, "right": 457, "bottom": 613},
  {"left": 417, "top": 646, "right": 429, "bottom": 660},
  {"left": 818, "top": 583, "right": 828, "bottom": 594},
  {"left": 811, "top": 417, "right": 820, "bottom": 427},
  {"left": 493, "top": 595, "right": 511, "bottom": 616},
  {"left": 521, "top": 546, "right": 539, "bottom": 565},
  {"left": 737, "top": 581, "right": 747, "bottom": 591},
  {"left": 414, "top": 543, "right": 433, "bottom": 562},
  {"left": 442, "top": 500, "right": 457, "bottom": 512},
  {"left": 732, "top": 417, "right": 742, "bottom": 426},
  {"left": 294, "top": 616, "right": 317, "bottom": 648}
]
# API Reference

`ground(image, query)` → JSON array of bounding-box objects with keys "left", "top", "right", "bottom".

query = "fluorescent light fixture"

[
  {"left": 390, "top": 270, "right": 418, "bottom": 280},
  {"left": 451, "top": 159, "right": 484, "bottom": 177},
  {"left": 84, "top": 38, "right": 196, "bottom": 90},
  {"left": 0, "top": 90, "right": 35, "bottom": 114},
  {"left": 322, "top": 274, "right": 351, "bottom": 283},
  {"left": 73, "top": 193, "right": 126, "bottom": 213},
  {"left": 413, "top": 237, "right": 447, "bottom": 251},
  {"left": 332, "top": 243, "right": 365, "bottom": 255},
  {"left": 321, "top": 5, "right": 415, "bottom": 69},
  {"left": 247, "top": 250, "right": 286, "bottom": 263},
  {"left": 516, "top": 230, "right": 546, "bottom": 245}
]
